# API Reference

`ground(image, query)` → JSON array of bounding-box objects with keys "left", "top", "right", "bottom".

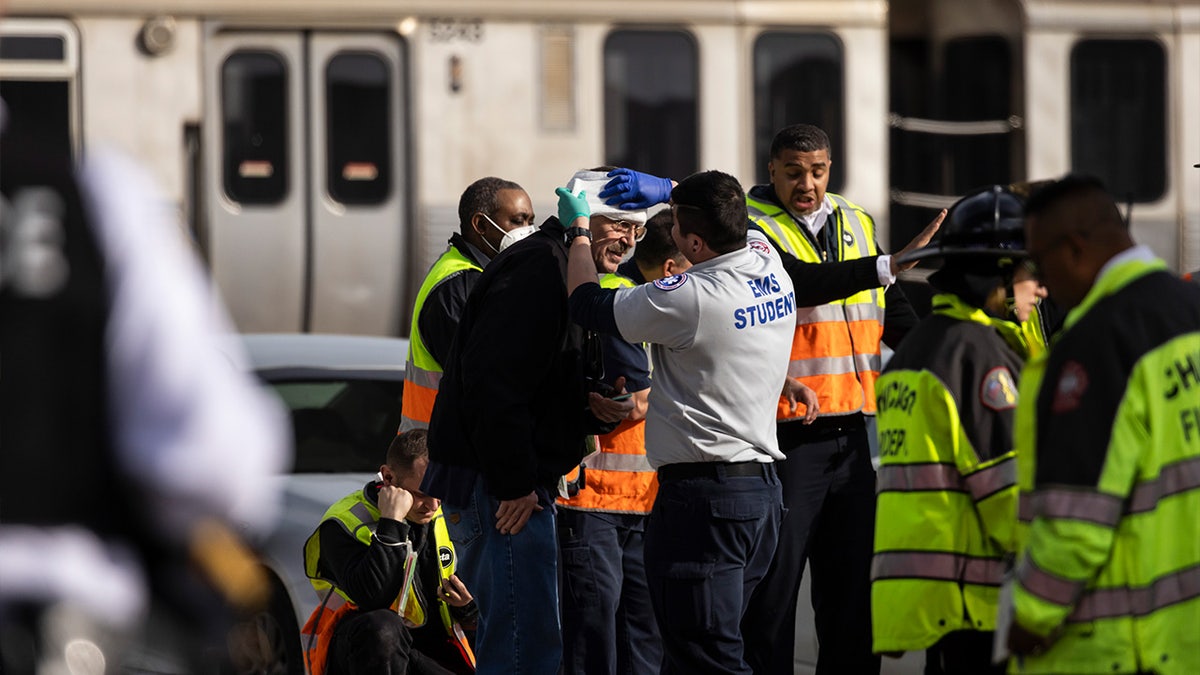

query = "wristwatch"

[{"left": 565, "top": 226, "right": 592, "bottom": 242}]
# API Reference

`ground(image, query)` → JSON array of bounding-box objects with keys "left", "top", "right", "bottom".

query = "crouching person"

[{"left": 303, "top": 429, "right": 478, "bottom": 675}]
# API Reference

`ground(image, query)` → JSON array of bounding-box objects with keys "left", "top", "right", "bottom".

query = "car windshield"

[{"left": 265, "top": 378, "right": 404, "bottom": 473}]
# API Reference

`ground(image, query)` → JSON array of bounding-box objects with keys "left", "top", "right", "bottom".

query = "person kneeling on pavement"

[{"left": 302, "top": 429, "right": 478, "bottom": 675}]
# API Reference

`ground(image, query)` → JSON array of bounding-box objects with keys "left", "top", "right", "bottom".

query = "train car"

[
  {"left": 3, "top": 1, "right": 1197, "bottom": 338},
  {"left": 4, "top": 3, "right": 1196, "bottom": 672}
]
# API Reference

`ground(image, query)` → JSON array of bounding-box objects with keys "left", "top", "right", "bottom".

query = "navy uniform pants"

[
  {"left": 558, "top": 509, "right": 661, "bottom": 675},
  {"left": 644, "top": 461, "right": 784, "bottom": 675},
  {"left": 742, "top": 417, "right": 880, "bottom": 675}
]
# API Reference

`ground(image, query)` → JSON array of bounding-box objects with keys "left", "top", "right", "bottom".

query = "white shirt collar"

[
  {"left": 796, "top": 195, "right": 835, "bottom": 237},
  {"left": 1096, "top": 244, "right": 1155, "bottom": 280}
]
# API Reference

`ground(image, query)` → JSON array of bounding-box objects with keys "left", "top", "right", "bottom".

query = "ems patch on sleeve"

[
  {"left": 653, "top": 273, "right": 689, "bottom": 291},
  {"left": 749, "top": 239, "right": 772, "bottom": 255},
  {"left": 1051, "top": 360, "right": 1088, "bottom": 413},
  {"left": 980, "top": 366, "right": 1018, "bottom": 411}
]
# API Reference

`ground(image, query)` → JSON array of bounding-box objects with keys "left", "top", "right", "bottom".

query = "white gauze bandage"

[{"left": 564, "top": 170, "right": 649, "bottom": 225}]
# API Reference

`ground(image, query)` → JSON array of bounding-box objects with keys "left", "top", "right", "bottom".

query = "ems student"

[
  {"left": 870, "top": 186, "right": 1038, "bottom": 674},
  {"left": 302, "top": 429, "right": 477, "bottom": 675},
  {"left": 1005, "top": 175, "right": 1200, "bottom": 675},
  {"left": 560, "top": 170, "right": 795, "bottom": 674}
]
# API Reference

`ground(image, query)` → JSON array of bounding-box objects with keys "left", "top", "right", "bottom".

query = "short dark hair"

[
  {"left": 458, "top": 177, "right": 524, "bottom": 235},
  {"left": 633, "top": 211, "right": 683, "bottom": 269},
  {"left": 1024, "top": 174, "right": 1112, "bottom": 220},
  {"left": 670, "top": 171, "right": 747, "bottom": 254},
  {"left": 769, "top": 124, "right": 830, "bottom": 160},
  {"left": 1025, "top": 173, "right": 1129, "bottom": 235},
  {"left": 387, "top": 429, "right": 428, "bottom": 475}
]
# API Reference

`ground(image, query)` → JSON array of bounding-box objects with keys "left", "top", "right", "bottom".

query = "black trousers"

[
  {"left": 742, "top": 418, "right": 880, "bottom": 675},
  {"left": 924, "top": 630, "right": 1006, "bottom": 675},
  {"left": 326, "top": 609, "right": 456, "bottom": 675}
]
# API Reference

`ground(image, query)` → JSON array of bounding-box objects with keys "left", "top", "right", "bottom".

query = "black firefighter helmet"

[{"left": 898, "top": 185, "right": 1027, "bottom": 270}]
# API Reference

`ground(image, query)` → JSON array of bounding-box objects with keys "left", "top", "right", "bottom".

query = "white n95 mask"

[{"left": 482, "top": 214, "right": 537, "bottom": 254}]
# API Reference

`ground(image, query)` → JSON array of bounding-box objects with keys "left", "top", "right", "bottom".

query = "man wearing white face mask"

[{"left": 400, "top": 177, "right": 536, "bottom": 431}]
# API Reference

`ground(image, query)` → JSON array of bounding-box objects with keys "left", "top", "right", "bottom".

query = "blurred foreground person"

[
  {"left": 870, "top": 186, "right": 1034, "bottom": 675},
  {"left": 303, "top": 429, "right": 477, "bottom": 675},
  {"left": 0, "top": 119, "right": 290, "bottom": 672},
  {"left": 1005, "top": 175, "right": 1200, "bottom": 674}
]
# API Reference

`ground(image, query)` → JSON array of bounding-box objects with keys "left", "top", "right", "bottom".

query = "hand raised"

[
  {"left": 555, "top": 187, "right": 590, "bottom": 227},
  {"left": 890, "top": 208, "right": 947, "bottom": 275}
]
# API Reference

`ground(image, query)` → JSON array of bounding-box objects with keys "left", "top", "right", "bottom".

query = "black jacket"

[
  {"left": 315, "top": 483, "right": 477, "bottom": 672},
  {"left": 428, "top": 220, "right": 615, "bottom": 500},
  {"left": 418, "top": 233, "right": 488, "bottom": 367}
]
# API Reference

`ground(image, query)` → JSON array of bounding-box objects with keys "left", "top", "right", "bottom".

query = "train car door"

[{"left": 204, "top": 30, "right": 408, "bottom": 336}]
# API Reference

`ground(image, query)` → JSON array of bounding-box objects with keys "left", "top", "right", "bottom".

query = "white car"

[{"left": 235, "top": 333, "right": 408, "bottom": 675}]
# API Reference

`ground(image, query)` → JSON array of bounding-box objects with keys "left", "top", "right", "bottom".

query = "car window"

[{"left": 266, "top": 379, "right": 403, "bottom": 473}]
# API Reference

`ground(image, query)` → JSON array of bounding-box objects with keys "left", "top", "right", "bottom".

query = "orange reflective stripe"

[
  {"left": 301, "top": 597, "right": 355, "bottom": 675},
  {"left": 557, "top": 419, "right": 657, "bottom": 513},
  {"left": 781, "top": 371, "right": 868, "bottom": 417},
  {"left": 872, "top": 551, "right": 1006, "bottom": 586},
  {"left": 400, "top": 380, "right": 438, "bottom": 431},
  {"left": 1068, "top": 563, "right": 1200, "bottom": 622},
  {"left": 781, "top": 320, "right": 882, "bottom": 418}
]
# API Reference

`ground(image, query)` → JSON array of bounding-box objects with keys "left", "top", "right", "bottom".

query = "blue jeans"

[
  {"left": 645, "top": 463, "right": 784, "bottom": 675},
  {"left": 440, "top": 476, "right": 560, "bottom": 675},
  {"left": 558, "top": 509, "right": 662, "bottom": 675}
]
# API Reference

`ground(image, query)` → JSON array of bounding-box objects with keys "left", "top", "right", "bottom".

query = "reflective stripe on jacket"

[
  {"left": 400, "top": 246, "right": 482, "bottom": 431},
  {"left": 871, "top": 293, "right": 1024, "bottom": 652},
  {"left": 746, "top": 192, "right": 885, "bottom": 418},
  {"left": 558, "top": 273, "right": 657, "bottom": 514},
  {"left": 301, "top": 489, "right": 474, "bottom": 674},
  {"left": 1011, "top": 256, "right": 1200, "bottom": 675}
]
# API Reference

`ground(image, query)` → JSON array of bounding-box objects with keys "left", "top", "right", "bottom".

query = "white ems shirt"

[{"left": 610, "top": 229, "right": 796, "bottom": 467}]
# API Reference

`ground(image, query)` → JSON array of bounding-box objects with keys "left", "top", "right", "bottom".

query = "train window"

[
  {"left": 753, "top": 32, "right": 844, "bottom": 192},
  {"left": 221, "top": 51, "right": 289, "bottom": 205},
  {"left": 0, "top": 21, "right": 78, "bottom": 159},
  {"left": 1071, "top": 39, "right": 1166, "bottom": 202},
  {"left": 0, "top": 35, "right": 65, "bottom": 61},
  {"left": 326, "top": 52, "right": 392, "bottom": 205},
  {"left": 603, "top": 29, "right": 697, "bottom": 180},
  {"left": 0, "top": 80, "right": 72, "bottom": 160}
]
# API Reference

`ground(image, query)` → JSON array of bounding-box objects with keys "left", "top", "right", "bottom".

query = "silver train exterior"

[{"left": 4, "top": 0, "right": 1198, "bottom": 338}]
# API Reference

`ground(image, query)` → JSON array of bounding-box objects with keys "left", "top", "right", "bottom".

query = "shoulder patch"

[
  {"left": 842, "top": 229, "right": 855, "bottom": 247},
  {"left": 980, "top": 366, "right": 1018, "bottom": 411},
  {"left": 749, "top": 239, "right": 772, "bottom": 256},
  {"left": 1051, "top": 360, "right": 1089, "bottom": 413},
  {"left": 653, "top": 273, "right": 689, "bottom": 291}
]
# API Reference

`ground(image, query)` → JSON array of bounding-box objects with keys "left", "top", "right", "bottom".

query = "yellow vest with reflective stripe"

[
  {"left": 400, "top": 247, "right": 481, "bottom": 431},
  {"left": 557, "top": 273, "right": 658, "bottom": 514},
  {"left": 301, "top": 488, "right": 473, "bottom": 667},
  {"left": 871, "top": 294, "right": 1021, "bottom": 652},
  {"left": 746, "top": 192, "right": 885, "bottom": 418},
  {"left": 1011, "top": 257, "right": 1200, "bottom": 675}
]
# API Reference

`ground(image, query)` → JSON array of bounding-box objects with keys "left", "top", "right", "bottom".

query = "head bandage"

[{"left": 564, "top": 170, "right": 649, "bottom": 226}]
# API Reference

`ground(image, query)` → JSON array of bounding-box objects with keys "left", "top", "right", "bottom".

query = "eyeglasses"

[{"left": 609, "top": 219, "right": 647, "bottom": 242}]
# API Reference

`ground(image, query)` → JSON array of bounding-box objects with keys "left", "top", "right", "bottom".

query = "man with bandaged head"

[{"left": 421, "top": 169, "right": 638, "bottom": 674}]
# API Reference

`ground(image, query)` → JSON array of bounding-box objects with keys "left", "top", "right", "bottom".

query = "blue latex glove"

[
  {"left": 555, "top": 187, "right": 590, "bottom": 227},
  {"left": 598, "top": 168, "right": 673, "bottom": 209}
]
